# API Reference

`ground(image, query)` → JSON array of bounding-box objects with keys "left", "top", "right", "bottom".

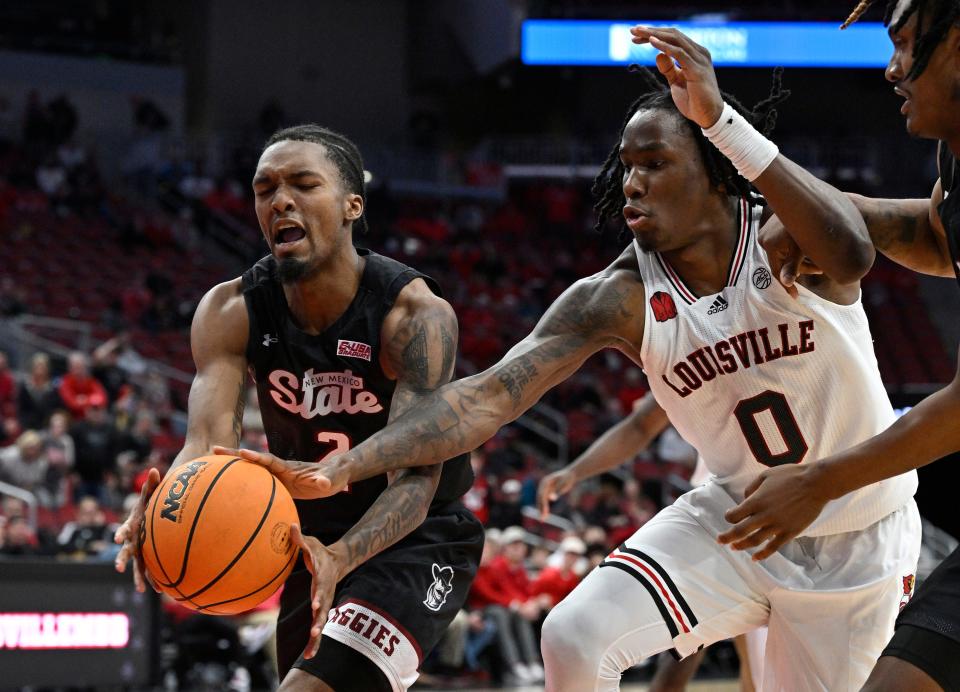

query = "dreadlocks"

[
  {"left": 264, "top": 124, "right": 369, "bottom": 234},
  {"left": 591, "top": 66, "right": 790, "bottom": 233},
  {"left": 842, "top": 0, "right": 960, "bottom": 80}
]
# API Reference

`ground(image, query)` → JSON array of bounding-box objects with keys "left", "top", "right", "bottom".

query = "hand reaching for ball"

[
  {"left": 213, "top": 446, "right": 348, "bottom": 498},
  {"left": 114, "top": 466, "right": 162, "bottom": 593},
  {"left": 289, "top": 524, "right": 347, "bottom": 659}
]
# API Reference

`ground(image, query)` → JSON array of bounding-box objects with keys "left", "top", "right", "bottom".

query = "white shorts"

[{"left": 546, "top": 481, "right": 920, "bottom": 692}]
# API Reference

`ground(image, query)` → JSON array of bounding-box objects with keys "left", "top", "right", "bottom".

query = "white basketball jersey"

[{"left": 637, "top": 199, "right": 917, "bottom": 536}]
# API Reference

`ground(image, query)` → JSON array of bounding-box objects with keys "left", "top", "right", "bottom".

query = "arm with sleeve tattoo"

[
  {"left": 848, "top": 183, "right": 954, "bottom": 277},
  {"left": 329, "top": 281, "right": 454, "bottom": 576},
  {"left": 236, "top": 251, "right": 647, "bottom": 498},
  {"left": 282, "top": 280, "right": 462, "bottom": 659},
  {"left": 328, "top": 264, "right": 645, "bottom": 488}
]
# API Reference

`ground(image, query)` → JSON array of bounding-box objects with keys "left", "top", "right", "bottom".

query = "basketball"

[{"left": 141, "top": 455, "right": 299, "bottom": 615}]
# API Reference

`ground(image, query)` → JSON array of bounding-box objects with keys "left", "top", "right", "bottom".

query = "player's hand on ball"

[
  {"left": 289, "top": 524, "right": 343, "bottom": 659},
  {"left": 717, "top": 464, "right": 831, "bottom": 560},
  {"left": 114, "top": 466, "right": 162, "bottom": 593},
  {"left": 759, "top": 217, "right": 823, "bottom": 298},
  {"left": 212, "top": 446, "right": 347, "bottom": 498},
  {"left": 537, "top": 469, "right": 577, "bottom": 519},
  {"left": 630, "top": 25, "right": 723, "bottom": 129}
]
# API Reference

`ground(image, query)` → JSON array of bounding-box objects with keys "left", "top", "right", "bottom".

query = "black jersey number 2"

[{"left": 734, "top": 390, "right": 808, "bottom": 467}]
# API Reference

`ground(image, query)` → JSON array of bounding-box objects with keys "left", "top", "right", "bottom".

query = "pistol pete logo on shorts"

[
  {"left": 337, "top": 339, "right": 372, "bottom": 361},
  {"left": 423, "top": 563, "right": 455, "bottom": 612},
  {"left": 160, "top": 460, "right": 207, "bottom": 523},
  {"left": 900, "top": 573, "right": 916, "bottom": 610}
]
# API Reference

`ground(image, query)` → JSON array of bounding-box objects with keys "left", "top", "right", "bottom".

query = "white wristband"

[{"left": 701, "top": 102, "right": 779, "bottom": 182}]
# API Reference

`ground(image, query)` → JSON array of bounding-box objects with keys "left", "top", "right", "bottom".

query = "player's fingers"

[
  {"left": 289, "top": 525, "right": 314, "bottom": 574},
  {"left": 717, "top": 512, "right": 763, "bottom": 544},
  {"left": 537, "top": 480, "right": 554, "bottom": 518},
  {"left": 131, "top": 555, "right": 146, "bottom": 593},
  {"left": 648, "top": 35, "right": 692, "bottom": 70},
  {"left": 731, "top": 525, "right": 776, "bottom": 551},
  {"left": 742, "top": 474, "right": 765, "bottom": 499},
  {"left": 723, "top": 493, "right": 760, "bottom": 525},
  {"left": 305, "top": 614, "right": 324, "bottom": 659},
  {"left": 751, "top": 533, "right": 793, "bottom": 561},
  {"left": 114, "top": 522, "right": 130, "bottom": 546},
  {"left": 211, "top": 445, "right": 240, "bottom": 457},
  {"left": 780, "top": 251, "right": 802, "bottom": 288},
  {"left": 654, "top": 52, "right": 681, "bottom": 83}
]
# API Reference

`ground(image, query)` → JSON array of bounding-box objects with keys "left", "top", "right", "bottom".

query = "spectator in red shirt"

[
  {"left": 468, "top": 527, "right": 544, "bottom": 685},
  {"left": 58, "top": 351, "right": 108, "bottom": 420},
  {"left": 532, "top": 536, "right": 586, "bottom": 609}
]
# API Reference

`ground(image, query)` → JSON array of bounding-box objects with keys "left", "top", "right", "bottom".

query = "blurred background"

[{"left": 0, "top": 1, "right": 957, "bottom": 690}]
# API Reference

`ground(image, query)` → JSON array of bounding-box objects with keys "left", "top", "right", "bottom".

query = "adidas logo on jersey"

[{"left": 707, "top": 296, "right": 729, "bottom": 315}]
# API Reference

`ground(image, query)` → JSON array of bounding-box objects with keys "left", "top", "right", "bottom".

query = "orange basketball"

[{"left": 141, "top": 454, "right": 299, "bottom": 615}]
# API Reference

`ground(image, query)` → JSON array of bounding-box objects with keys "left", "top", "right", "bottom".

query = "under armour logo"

[{"left": 262, "top": 334, "right": 279, "bottom": 347}]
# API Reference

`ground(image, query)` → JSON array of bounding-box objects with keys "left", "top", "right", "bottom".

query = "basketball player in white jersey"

[
  {"left": 537, "top": 391, "right": 765, "bottom": 692},
  {"left": 225, "top": 27, "right": 920, "bottom": 690}
]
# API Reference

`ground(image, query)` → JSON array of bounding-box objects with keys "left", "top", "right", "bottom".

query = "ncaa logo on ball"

[
  {"left": 753, "top": 267, "right": 772, "bottom": 289},
  {"left": 270, "top": 523, "right": 291, "bottom": 554},
  {"left": 160, "top": 460, "right": 207, "bottom": 523}
]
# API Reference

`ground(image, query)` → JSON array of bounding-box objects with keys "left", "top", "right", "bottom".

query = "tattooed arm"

[
  {"left": 115, "top": 279, "right": 250, "bottom": 590},
  {"left": 318, "top": 249, "right": 649, "bottom": 490},
  {"left": 848, "top": 179, "right": 954, "bottom": 277},
  {"left": 235, "top": 248, "right": 647, "bottom": 498},
  {"left": 283, "top": 279, "right": 459, "bottom": 658},
  {"left": 329, "top": 279, "right": 454, "bottom": 574}
]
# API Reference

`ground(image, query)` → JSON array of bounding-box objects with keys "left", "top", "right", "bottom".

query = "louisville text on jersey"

[
  {"left": 661, "top": 320, "right": 815, "bottom": 398},
  {"left": 268, "top": 368, "right": 384, "bottom": 418}
]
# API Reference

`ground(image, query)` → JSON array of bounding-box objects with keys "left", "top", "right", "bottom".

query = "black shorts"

[
  {"left": 882, "top": 546, "right": 960, "bottom": 690},
  {"left": 276, "top": 502, "right": 483, "bottom": 690}
]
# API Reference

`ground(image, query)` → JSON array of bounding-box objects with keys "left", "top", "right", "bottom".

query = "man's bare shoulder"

[
  {"left": 543, "top": 244, "right": 646, "bottom": 345},
  {"left": 192, "top": 278, "right": 249, "bottom": 360},
  {"left": 388, "top": 277, "right": 455, "bottom": 328}
]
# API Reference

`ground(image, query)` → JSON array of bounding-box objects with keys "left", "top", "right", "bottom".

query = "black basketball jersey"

[
  {"left": 937, "top": 141, "right": 960, "bottom": 287},
  {"left": 241, "top": 249, "right": 474, "bottom": 545}
]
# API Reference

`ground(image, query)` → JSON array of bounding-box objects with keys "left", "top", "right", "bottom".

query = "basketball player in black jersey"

[
  {"left": 719, "top": 2, "right": 960, "bottom": 689},
  {"left": 114, "top": 124, "right": 483, "bottom": 692}
]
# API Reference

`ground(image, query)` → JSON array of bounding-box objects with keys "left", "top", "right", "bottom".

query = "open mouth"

[
  {"left": 276, "top": 227, "right": 306, "bottom": 245},
  {"left": 623, "top": 205, "right": 651, "bottom": 230}
]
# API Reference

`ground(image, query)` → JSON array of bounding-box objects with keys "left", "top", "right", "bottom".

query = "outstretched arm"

[
  {"left": 115, "top": 279, "right": 250, "bottom": 591},
  {"left": 538, "top": 392, "right": 669, "bottom": 516},
  {"left": 288, "top": 279, "right": 459, "bottom": 659},
  {"left": 631, "top": 25, "right": 874, "bottom": 286},
  {"left": 759, "top": 182, "right": 953, "bottom": 295},
  {"left": 237, "top": 253, "right": 647, "bottom": 498},
  {"left": 720, "top": 347, "right": 960, "bottom": 560},
  {"left": 849, "top": 181, "right": 953, "bottom": 277}
]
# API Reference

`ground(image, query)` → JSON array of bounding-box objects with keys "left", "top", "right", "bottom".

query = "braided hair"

[
  {"left": 264, "top": 124, "right": 369, "bottom": 234},
  {"left": 592, "top": 66, "right": 789, "bottom": 233},
  {"left": 843, "top": 0, "right": 960, "bottom": 80}
]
